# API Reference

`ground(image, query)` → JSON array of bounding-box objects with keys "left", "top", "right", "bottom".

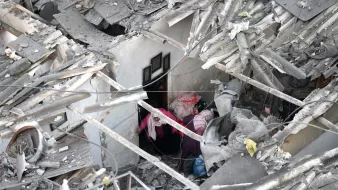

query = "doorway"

[{"left": 138, "top": 73, "right": 169, "bottom": 154}]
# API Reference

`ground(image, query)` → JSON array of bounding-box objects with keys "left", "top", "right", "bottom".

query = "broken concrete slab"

[
  {"left": 8, "top": 58, "right": 31, "bottom": 76},
  {"left": 53, "top": 9, "right": 116, "bottom": 50},
  {"left": 93, "top": 0, "right": 132, "bottom": 25},
  {"left": 275, "top": 0, "right": 336, "bottom": 21},
  {"left": 7, "top": 35, "right": 50, "bottom": 63},
  {"left": 199, "top": 154, "right": 267, "bottom": 190},
  {"left": 85, "top": 8, "right": 103, "bottom": 26}
]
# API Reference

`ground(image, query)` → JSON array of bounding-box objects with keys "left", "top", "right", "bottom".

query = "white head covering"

[{"left": 147, "top": 112, "right": 166, "bottom": 140}]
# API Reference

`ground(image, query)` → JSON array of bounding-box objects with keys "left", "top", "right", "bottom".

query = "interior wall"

[
  {"left": 110, "top": 15, "right": 192, "bottom": 89},
  {"left": 68, "top": 76, "right": 141, "bottom": 169},
  {"left": 66, "top": 76, "right": 110, "bottom": 167},
  {"left": 282, "top": 103, "right": 338, "bottom": 156},
  {"left": 100, "top": 102, "right": 139, "bottom": 170},
  {"left": 167, "top": 57, "right": 229, "bottom": 104}
]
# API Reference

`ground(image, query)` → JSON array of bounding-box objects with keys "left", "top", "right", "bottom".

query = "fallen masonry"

[{"left": 1, "top": 0, "right": 338, "bottom": 190}]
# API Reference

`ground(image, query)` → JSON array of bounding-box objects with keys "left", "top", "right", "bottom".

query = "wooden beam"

[
  {"left": 68, "top": 106, "right": 200, "bottom": 190},
  {"left": 96, "top": 71, "right": 124, "bottom": 91},
  {"left": 216, "top": 63, "right": 303, "bottom": 106},
  {"left": 146, "top": 29, "right": 186, "bottom": 51},
  {"left": 141, "top": 30, "right": 166, "bottom": 44}
]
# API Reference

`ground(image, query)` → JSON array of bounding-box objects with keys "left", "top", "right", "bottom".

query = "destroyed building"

[{"left": 1, "top": 0, "right": 338, "bottom": 189}]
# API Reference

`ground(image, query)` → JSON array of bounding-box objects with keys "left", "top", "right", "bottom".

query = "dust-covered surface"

[
  {"left": 2, "top": 0, "right": 338, "bottom": 189},
  {"left": 0, "top": 127, "right": 94, "bottom": 189},
  {"left": 53, "top": 8, "right": 118, "bottom": 50},
  {"left": 117, "top": 156, "right": 190, "bottom": 190}
]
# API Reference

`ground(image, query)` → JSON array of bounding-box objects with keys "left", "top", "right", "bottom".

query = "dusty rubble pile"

[
  {"left": 1, "top": 0, "right": 338, "bottom": 189},
  {"left": 180, "top": 0, "right": 338, "bottom": 189}
]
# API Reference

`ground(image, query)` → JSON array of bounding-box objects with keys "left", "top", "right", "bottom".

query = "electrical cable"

[
  {"left": 0, "top": 85, "right": 219, "bottom": 94},
  {"left": 51, "top": 125, "right": 119, "bottom": 177}
]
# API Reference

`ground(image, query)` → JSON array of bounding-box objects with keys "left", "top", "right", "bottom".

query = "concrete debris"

[
  {"left": 200, "top": 154, "right": 267, "bottom": 190},
  {"left": 1, "top": 0, "right": 338, "bottom": 189},
  {"left": 36, "top": 168, "right": 45, "bottom": 176},
  {"left": 16, "top": 152, "right": 28, "bottom": 182},
  {"left": 78, "top": 168, "right": 106, "bottom": 189},
  {"left": 59, "top": 146, "right": 69, "bottom": 152},
  {"left": 228, "top": 22, "right": 249, "bottom": 40},
  {"left": 19, "top": 43, "right": 29, "bottom": 48},
  {"left": 275, "top": 0, "right": 336, "bottom": 21}
]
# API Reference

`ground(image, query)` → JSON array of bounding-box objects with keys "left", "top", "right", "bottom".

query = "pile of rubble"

[
  {"left": 2, "top": 0, "right": 338, "bottom": 189},
  {"left": 177, "top": 0, "right": 338, "bottom": 189}
]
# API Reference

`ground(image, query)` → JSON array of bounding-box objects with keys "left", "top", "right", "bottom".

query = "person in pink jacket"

[{"left": 138, "top": 108, "right": 181, "bottom": 155}]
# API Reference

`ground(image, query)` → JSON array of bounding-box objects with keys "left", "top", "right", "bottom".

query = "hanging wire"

[{"left": 0, "top": 85, "right": 219, "bottom": 94}]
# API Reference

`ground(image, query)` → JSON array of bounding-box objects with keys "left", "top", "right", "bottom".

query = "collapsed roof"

[{"left": 1, "top": 0, "right": 338, "bottom": 189}]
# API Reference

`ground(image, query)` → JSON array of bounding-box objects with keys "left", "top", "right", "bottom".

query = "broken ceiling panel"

[
  {"left": 54, "top": 9, "right": 117, "bottom": 50},
  {"left": 93, "top": 0, "right": 133, "bottom": 25},
  {"left": 7, "top": 35, "right": 50, "bottom": 63},
  {"left": 275, "top": 0, "right": 336, "bottom": 21},
  {"left": 53, "top": 0, "right": 77, "bottom": 11},
  {"left": 137, "top": 1, "right": 167, "bottom": 15},
  {"left": 85, "top": 8, "right": 103, "bottom": 25}
]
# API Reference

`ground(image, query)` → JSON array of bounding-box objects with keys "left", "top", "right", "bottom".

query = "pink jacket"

[{"left": 139, "top": 108, "right": 179, "bottom": 140}]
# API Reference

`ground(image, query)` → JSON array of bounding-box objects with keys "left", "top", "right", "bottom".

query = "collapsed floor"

[{"left": 1, "top": 0, "right": 338, "bottom": 190}]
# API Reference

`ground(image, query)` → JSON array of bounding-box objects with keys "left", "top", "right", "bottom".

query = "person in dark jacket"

[{"left": 178, "top": 114, "right": 202, "bottom": 172}]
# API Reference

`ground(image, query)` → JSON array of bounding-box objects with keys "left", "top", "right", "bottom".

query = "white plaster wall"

[
  {"left": 112, "top": 15, "right": 192, "bottom": 88},
  {"left": 100, "top": 102, "right": 139, "bottom": 170},
  {"left": 66, "top": 75, "right": 140, "bottom": 169},
  {"left": 66, "top": 76, "right": 110, "bottom": 167},
  {"left": 110, "top": 14, "right": 226, "bottom": 103}
]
